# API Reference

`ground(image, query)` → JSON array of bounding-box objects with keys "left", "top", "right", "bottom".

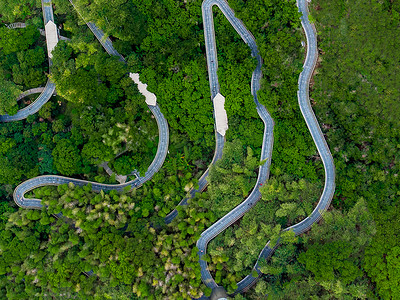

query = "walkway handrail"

[
  {"left": 196, "top": 0, "right": 274, "bottom": 291},
  {"left": 0, "top": 5, "right": 57, "bottom": 123},
  {"left": 6, "top": 0, "right": 169, "bottom": 211},
  {"left": 233, "top": 0, "right": 336, "bottom": 294}
]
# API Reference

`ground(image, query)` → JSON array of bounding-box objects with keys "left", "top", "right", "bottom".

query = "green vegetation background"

[{"left": 0, "top": 0, "right": 399, "bottom": 299}]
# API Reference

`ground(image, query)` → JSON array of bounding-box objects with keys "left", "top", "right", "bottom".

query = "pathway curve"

[
  {"left": 13, "top": 88, "right": 169, "bottom": 208},
  {"left": 197, "top": 0, "right": 335, "bottom": 295},
  {"left": 16, "top": 87, "right": 53, "bottom": 101},
  {"left": 234, "top": 0, "right": 335, "bottom": 294},
  {"left": 6, "top": 0, "right": 169, "bottom": 209},
  {"left": 165, "top": 0, "right": 276, "bottom": 224},
  {"left": 196, "top": 0, "right": 274, "bottom": 291},
  {"left": 0, "top": 2, "right": 56, "bottom": 122}
]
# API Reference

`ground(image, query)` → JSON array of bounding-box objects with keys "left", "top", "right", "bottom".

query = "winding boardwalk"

[
  {"left": 5, "top": 0, "right": 169, "bottom": 209},
  {"left": 197, "top": 0, "right": 335, "bottom": 295},
  {"left": 13, "top": 103, "right": 168, "bottom": 208},
  {"left": 165, "top": 0, "right": 277, "bottom": 225},
  {"left": 2, "top": 0, "right": 335, "bottom": 297},
  {"left": 196, "top": 0, "right": 274, "bottom": 292},
  {"left": 234, "top": 0, "right": 335, "bottom": 294},
  {"left": 0, "top": 2, "right": 56, "bottom": 122}
]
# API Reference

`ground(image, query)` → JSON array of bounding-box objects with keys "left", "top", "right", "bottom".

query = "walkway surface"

[
  {"left": 0, "top": 1, "right": 57, "bottom": 122},
  {"left": 196, "top": 0, "right": 274, "bottom": 292},
  {"left": 196, "top": 0, "right": 335, "bottom": 295},
  {"left": 2, "top": 0, "right": 335, "bottom": 297},
  {"left": 4, "top": 0, "right": 169, "bottom": 210},
  {"left": 16, "top": 87, "right": 53, "bottom": 101}
]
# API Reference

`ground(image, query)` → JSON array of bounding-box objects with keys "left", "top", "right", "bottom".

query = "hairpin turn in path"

[
  {"left": 1, "top": 0, "right": 335, "bottom": 298},
  {"left": 196, "top": 0, "right": 335, "bottom": 296},
  {"left": 2, "top": 0, "right": 169, "bottom": 210}
]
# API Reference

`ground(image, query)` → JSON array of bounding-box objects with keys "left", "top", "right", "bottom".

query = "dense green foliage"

[
  {"left": 307, "top": 0, "right": 400, "bottom": 299},
  {"left": 311, "top": 0, "right": 400, "bottom": 211},
  {"left": 0, "top": 0, "right": 41, "bottom": 23},
  {"left": 239, "top": 199, "right": 375, "bottom": 299},
  {"left": 0, "top": 183, "right": 215, "bottom": 299},
  {"left": 0, "top": 80, "right": 21, "bottom": 115},
  {"left": 207, "top": 140, "right": 259, "bottom": 218},
  {"left": 364, "top": 203, "right": 400, "bottom": 299},
  {"left": 1, "top": 0, "right": 398, "bottom": 298},
  {"left": 0, "top": 25, "right": 47, "bottom": 114}
]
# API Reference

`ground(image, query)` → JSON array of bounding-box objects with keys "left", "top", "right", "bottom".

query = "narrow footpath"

[{"left": 196, "top": 0, "right": 335, "bottom": 296}]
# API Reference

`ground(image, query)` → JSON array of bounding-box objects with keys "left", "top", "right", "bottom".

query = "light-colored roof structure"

[
  {"left": 44, "top": 21, "right": 58, "bottom": 59},
  {"left": 213, "top": 93, "right": 228, "bottom": 136},
  {"left": 210, "top": 286, "right": 228, "bottom": 300},
  {"left": 129, "top": 73, "right": 157, "bottom": 106}
]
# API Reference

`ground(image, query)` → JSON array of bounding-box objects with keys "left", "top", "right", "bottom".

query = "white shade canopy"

[
  {"left": 213, "top": 93, "right": 228, "bottom": 136},
  {"left": 129, "top": 73, "right": 157, "bottom": 106},
  {"left": 44, "top": 21, "right": 58, "bottom": 59}
]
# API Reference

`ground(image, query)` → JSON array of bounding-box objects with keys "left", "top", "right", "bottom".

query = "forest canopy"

[{"left": 0, "top": 0, "right": 399, "bottom": 299}]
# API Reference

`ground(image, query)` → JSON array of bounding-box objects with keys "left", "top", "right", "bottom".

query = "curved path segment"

[
  {"left": 0, "top": 1, "right": 56, "bottom": 123},
  {"left": 166, "top": 0, "right": 276, "bottom": 225},
  {"left": 17, "top": 87, "right": 46, "bottom": 101},
  {"left": 197, "top": 0, "right": 335, "bottom": 295},
  {"left": 2, "top": 0, "right": 334, "bottom": 297},
  {"left": 235, "top": 0, "right": 336, "bottom": 294},
  {"left": 67, "top": 0, "right": 124, "bottom": 62},
  {"left": 196, "top": 0, "right": 274, "bottom": 292},
  {"left": 13, "top": 103, "right": 168, "bottom": 208},
  {"left": 5, "top": 0, "right": 169, "bottom": 209}
]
